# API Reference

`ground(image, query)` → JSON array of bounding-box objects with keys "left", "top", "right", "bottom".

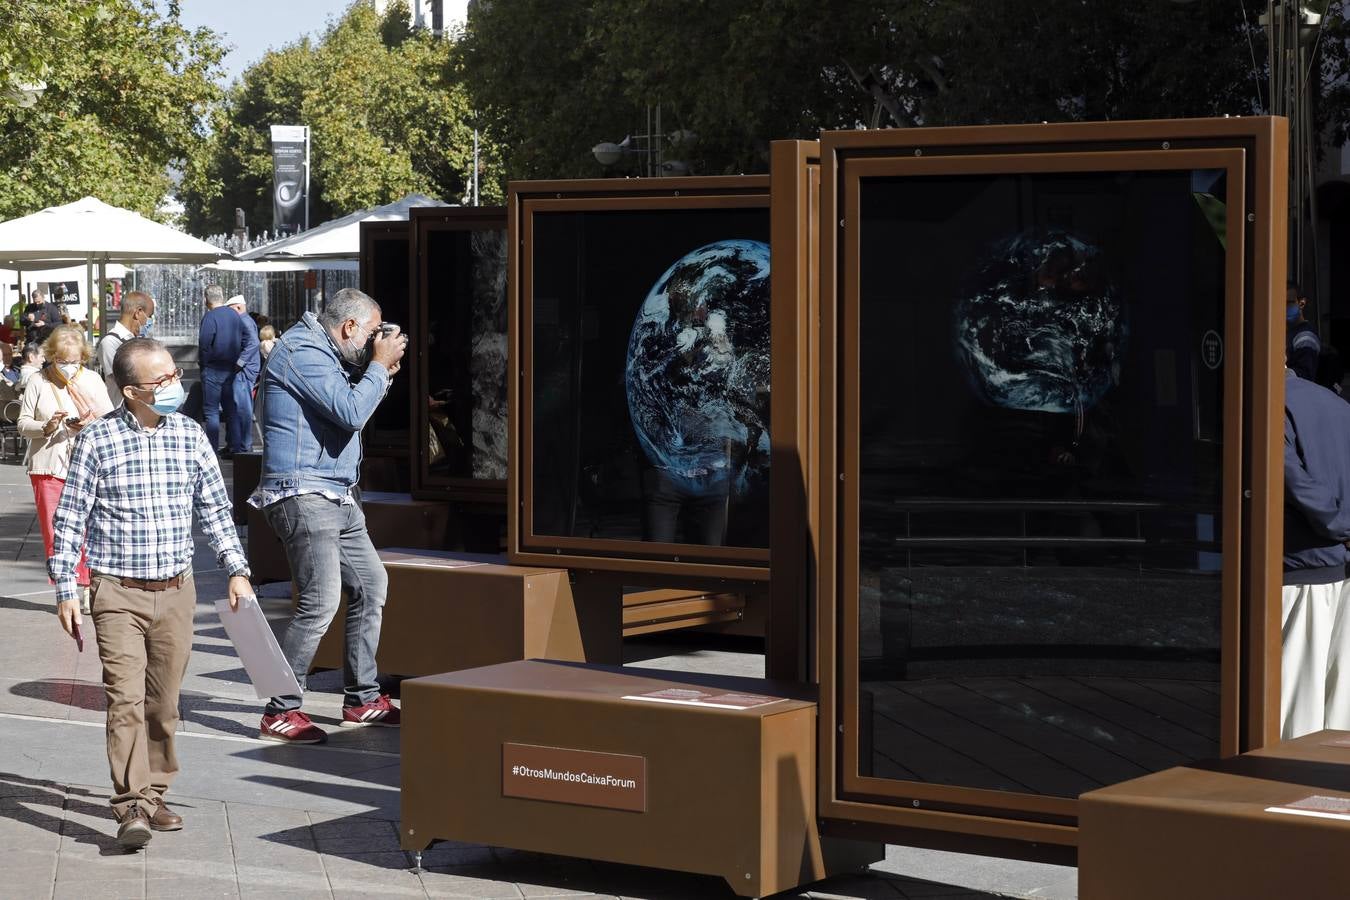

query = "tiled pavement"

[{"left": 0, "top": 458, "right": 1078, "bottom": 899}]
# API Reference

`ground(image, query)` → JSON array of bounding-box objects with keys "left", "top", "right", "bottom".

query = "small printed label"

[
  {"left": 502, "top": 743, "right": 646, "bottom": 812},
  {"left": 1266, "top": 794, "right": 1350, "bottom": 822},
  {"left": 622, "top": 687, "right": 784, "bottom": 710}
]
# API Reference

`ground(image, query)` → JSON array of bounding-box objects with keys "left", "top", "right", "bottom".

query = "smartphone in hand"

[{"left": 72, "top": 622, "right": 84, "bottom": 653}]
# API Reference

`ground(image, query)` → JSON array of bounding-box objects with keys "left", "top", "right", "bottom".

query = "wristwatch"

[{"left": 230, "top": 567, "right": 252, "bottom": 580}]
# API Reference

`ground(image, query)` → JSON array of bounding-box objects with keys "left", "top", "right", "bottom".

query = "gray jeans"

[{"left": 263, "top": 494, "right": 388, "bottom": 714}]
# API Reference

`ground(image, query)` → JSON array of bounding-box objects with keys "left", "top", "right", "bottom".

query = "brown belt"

[{"left": 96, "top": 572, "right": 191, "bottom": 592}]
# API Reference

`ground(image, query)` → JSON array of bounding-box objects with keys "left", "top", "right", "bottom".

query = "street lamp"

[
  {"left": 592, "top": 104, "right": 694, "bottom": 176},
  {"left": 4, "top": 78, "right": 46, "bottom": 109}
]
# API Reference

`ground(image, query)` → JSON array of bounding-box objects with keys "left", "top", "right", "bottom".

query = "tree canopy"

[
  {"left": 183, "top": 1, "right": 498, "bottom": 237},
  {"left": 0, "top": 0, "right": 224, "bottom": 220},
  {"left": 459, "top": 0, "right": 1350, "bottom": 184}
]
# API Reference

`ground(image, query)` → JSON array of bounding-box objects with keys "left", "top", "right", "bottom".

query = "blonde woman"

[{"left": 17, "top": 325, "right": 114, "bottom": 608}]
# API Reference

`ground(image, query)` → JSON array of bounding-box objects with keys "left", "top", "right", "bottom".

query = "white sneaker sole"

[
  {"left": 338, "top": 718, "right": 399, "bottom": 728},
  {"left": 258, "top": 730, "right": 325, "bottom": 745}
]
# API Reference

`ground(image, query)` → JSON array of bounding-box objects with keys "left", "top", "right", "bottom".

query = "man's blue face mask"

[{"left": 1287, "top": 303, "right": 1301, "bottom": 323}]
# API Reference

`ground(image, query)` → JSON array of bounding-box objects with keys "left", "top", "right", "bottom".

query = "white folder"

[{"left": 214, "top": 595, "right": 302, "bottom": 700}]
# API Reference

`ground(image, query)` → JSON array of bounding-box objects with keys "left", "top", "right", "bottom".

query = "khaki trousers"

[
  {"left": 1281, "top": 580, "right": 1350, "bottom": 740},
  {"left": 90, "top": 573, "right": 195, "bottom": 818}
]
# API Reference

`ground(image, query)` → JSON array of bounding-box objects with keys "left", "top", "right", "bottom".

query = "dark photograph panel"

[
  {"left": 855, "top": 169, "right": 1229, "bottom": 800},
  {"left": 531, "top": 207, "right": 772, "bottom": 549},
  {"left": 424, "top": 227, "right": 509, "bottom": 482},
  {"left": 365, "top": 232, "right": 412, "bottom": 446}
]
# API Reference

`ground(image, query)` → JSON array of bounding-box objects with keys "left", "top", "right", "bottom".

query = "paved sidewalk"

[{"left": 0, "top": 458, "right": 1078, "bottom": 899}]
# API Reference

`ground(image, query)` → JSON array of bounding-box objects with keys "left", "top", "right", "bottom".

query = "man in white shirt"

[{"left": 96, "top": 291, "right": 155, "bottom": 402}]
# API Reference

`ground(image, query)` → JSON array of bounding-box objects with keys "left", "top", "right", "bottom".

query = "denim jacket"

[{"left": 258, "top": 312, "right": 389, "bottom": 495}]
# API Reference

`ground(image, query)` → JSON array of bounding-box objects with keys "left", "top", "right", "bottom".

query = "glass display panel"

[
  {"left": 856, "top": 169, "right": 1228, "bottom": 800},
  {"left": 424, "top": 227, "right": 509, "bottom": 482},
  {"left": 365, "top": 234, "right": 411, "bottom": 445},
  {"left": 531, "top": 207, "right": 771, "bottom": 548}
]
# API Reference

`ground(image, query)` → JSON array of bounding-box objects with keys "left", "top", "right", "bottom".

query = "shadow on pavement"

[
  {"left": 0, "top": 772, "right": 134, "bottom": 857},
  {"left": 8, "top": 677, "right": 105, "bottom": 711}
]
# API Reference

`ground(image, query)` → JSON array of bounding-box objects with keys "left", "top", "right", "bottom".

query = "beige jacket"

[{"left": 17, "top": 368, "right": 114, "bottom": 477}]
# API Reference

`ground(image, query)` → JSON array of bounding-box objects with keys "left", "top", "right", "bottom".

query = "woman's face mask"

[{"left": 57, "top": 362, "right": 80, "bottom": 380}]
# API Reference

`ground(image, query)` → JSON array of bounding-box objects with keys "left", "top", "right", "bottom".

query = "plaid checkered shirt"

[{"left": 48, "top": 407, "right": 247, "bottom": 603}]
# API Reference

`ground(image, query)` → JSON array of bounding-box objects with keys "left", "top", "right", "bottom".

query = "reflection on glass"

[
  {"left": 424, "top": 228, "right": 508, "bottom": 482},
  {"left": 531, "top": 209, "right": 771, "bottom": 548},
  {"left": 366, "top": 234, "right": 411, "bottom": 446},
  {"left": 856, "top": 170, "right": 1227, "bottom": 800}
]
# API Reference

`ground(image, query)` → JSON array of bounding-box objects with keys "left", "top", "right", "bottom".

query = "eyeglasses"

[{"left": 132, "top": 368, "right": 183, "bottom": 389}]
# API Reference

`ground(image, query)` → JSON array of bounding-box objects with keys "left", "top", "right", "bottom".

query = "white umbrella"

[
  {"left": 0, "top": 196, "right": 229, "bottom": 340},
  {"left": 204, "top": 259, "right": 358, "bottom": 273},
  {"left": 2, "top": 263, "right": 129, "bottom": 326},
  {"left": 239, "top": 192, "right": 448, "bottom": 262}
]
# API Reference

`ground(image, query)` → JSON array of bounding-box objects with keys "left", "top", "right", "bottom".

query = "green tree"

[
  {"left": 0, "top": 0, "right": 224, "bottom": 220},
  {"left": 183, "top": 1, "right": 500, "bottom": 237},
  {"left": 459, "top": 0, "right": 1350, "bottom": 185}
]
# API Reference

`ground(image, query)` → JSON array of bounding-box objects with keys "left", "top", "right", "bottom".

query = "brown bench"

[
  {"left": 400, "top": 659, "right": 881, "bottom": 897},
  {"left": 1081, "top": 729, "right": 1350, "bottom": 899},
  {"left": 305, "top": 548, "right": 610, "bottom": 675},
  {"left": 621, "top": 588, "right": 745, "bottom": 636}
]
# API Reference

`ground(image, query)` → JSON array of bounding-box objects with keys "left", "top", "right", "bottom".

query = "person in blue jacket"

[
  {"left": 1282, "top": 365, "right": 1350, "bottom": 738},
  {"left": 249, "top": 288, "right": 407, "bottom": 744},
  {"left": 197, "top": 285, "right": 243, "bottom": 455},
  {"left": 225, "top": 295, "right": 259, "bottom": 453},
  {"left": 1287, "top": 281, "right": 1321, "bottom": 382}
]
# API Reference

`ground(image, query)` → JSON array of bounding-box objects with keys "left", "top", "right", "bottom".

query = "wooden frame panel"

[
  {"left": 768, "top": 141, "right": 821, "bottom": 681},
  {"left": 408, "top": 206, "right": 510, "bottom": 504},
  {"left": 815, "top": 117, "right": 1287, "bottom": 845},
  {"left": 507, "top": 176, "right": 774, "bottom": 580}
]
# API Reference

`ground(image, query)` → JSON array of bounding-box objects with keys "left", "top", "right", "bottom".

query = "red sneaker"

[
  {"left": 341, "top": 694, "right": 401, "bottom": 728},
  {"left": 259, "top": 710, "right": 327, "bottom": 744}
]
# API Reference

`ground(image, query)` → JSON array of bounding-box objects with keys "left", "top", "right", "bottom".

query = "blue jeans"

[
  {"left": 201, "top": 366, "right": 237, "bottom": 452},
  {"left": 263, "top": 494, "right": 388, "bottom": 714},
  {"left": 228, "top": 373, "right": 254, "bottom": 452}
]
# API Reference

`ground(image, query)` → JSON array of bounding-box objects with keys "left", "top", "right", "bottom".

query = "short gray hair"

[
  {"left": 122, "top": 291, "right": 153, "bottom": 316},
  {"left": 204, "top": 284, "right": 225, "bottom": 307},
  {"left": 112, "top": 337, "right": 167, "bottom": 390},
  {"left": 318, "top": 288, "right": 380, "bottom": 330}
]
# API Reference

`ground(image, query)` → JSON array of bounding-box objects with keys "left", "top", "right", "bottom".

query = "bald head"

[{"left": 120, "top": 291, "right": 154, "bottom": 329}]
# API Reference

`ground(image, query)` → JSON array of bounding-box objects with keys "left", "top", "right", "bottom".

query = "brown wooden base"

[
  {"left": 400, "top": 660, "right": 882, "bottom": 898},
  {"left": 306, "top": 549, "right": 619, "bottom": 675},
  {"left": 1080, "top": 730, "right": 1350, "bottom": 899}
]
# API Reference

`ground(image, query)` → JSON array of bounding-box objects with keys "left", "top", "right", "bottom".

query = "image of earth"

[
  {"left": 953, "top": 229, "right": 1126, "bottom": 415},
  {"left": 625, "top": 239, "right": 771, "bottom": 494}
]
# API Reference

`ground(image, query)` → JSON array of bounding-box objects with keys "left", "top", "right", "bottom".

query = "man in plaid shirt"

[{"left": 50, "top": 337, "right": 254, "bottom": 851}]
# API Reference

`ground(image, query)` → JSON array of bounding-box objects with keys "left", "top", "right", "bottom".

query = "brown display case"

[
  {"left": 815, "top": 117, "right": 1288, "bottom": 850},
  {"left": 508, "top": 175, "right": 774, "bottom": 581},
  {"left": 408, "top": 206, "right": 509, "bottom": 505}
]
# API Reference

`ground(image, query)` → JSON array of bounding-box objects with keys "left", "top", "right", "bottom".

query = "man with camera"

[{"left": 250, "top": 288, "right": 407, "bottom": 743}]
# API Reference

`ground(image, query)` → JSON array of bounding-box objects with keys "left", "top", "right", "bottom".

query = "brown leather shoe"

[
  {"left": 117, "top": 806, "right": 152, "bottom": 850},
  {"left": 149, "top": 797, "right": 183, "bottom": 832}
]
